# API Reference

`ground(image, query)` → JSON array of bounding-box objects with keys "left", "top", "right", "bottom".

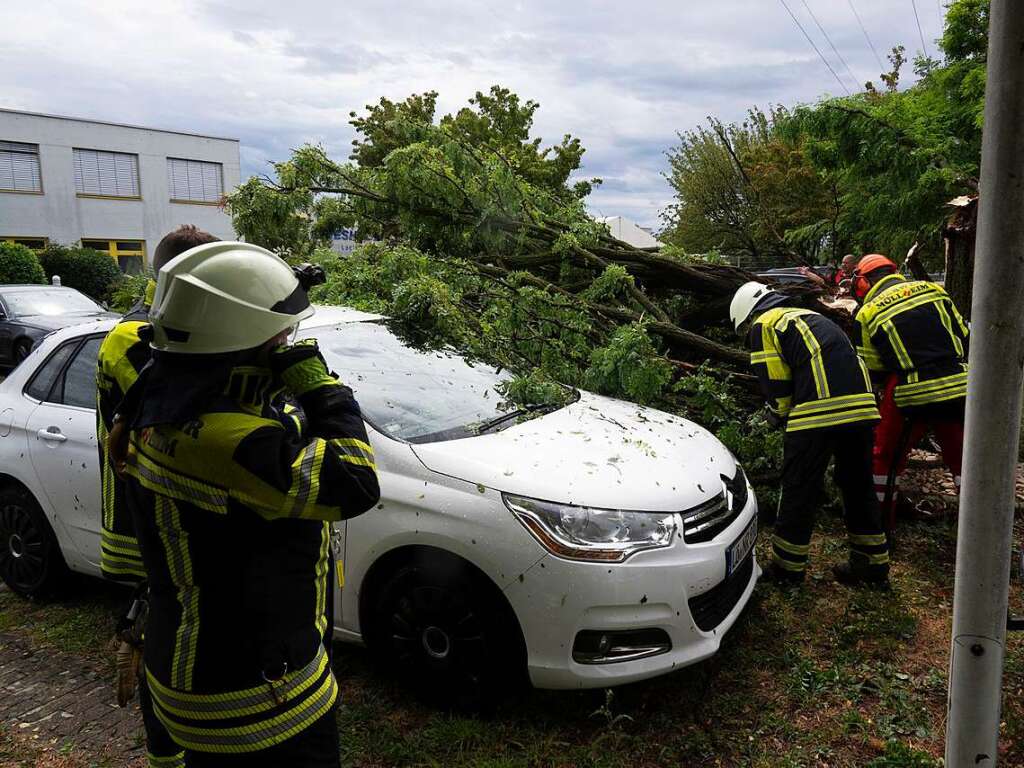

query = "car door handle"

[{"left": 37, "top": 428, "right": 67, "bottom": 443}]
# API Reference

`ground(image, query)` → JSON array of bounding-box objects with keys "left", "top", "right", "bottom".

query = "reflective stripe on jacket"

[
  {"left": 124, "top": 366, "right": 379, "bottom": 754},
  {"left": 855, "top": 274, "right": 969, "bottom": 408},
  {"left": 95, "top": 303, "right": 151, "bottom": 581},
  {"left": 749, "top": 306, "right": 879, "bottom": 432}
]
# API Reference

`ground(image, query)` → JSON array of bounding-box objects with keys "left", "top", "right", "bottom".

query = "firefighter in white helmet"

[
  {"left": 115, "top": 242, "right": 379, "bottom": 766},
  {"left": 730, "top": 281, "right": 888, "bottom": 586}
]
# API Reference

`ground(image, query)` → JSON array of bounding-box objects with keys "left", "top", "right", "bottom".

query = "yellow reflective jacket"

[
  {"left": 95, "top": 293, "right": 152, "bottom": 582},
  {"left": 855, "top": 274, "right": 969, "bottom": 408},
  {"left": 124, "top": 365, "right": 379, "bottom": 754},
  {"left": 749, "top": 306, "right": 879, "bottom": 432}
]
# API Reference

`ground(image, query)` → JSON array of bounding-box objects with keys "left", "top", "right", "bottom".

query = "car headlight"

[{"left": 502, "top": 494, "right": 677, "bottom": 562}]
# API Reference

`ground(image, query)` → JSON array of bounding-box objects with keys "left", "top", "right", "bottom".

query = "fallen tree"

[{"left": 222, "top": 87, "right": 817, "bottom": 479}]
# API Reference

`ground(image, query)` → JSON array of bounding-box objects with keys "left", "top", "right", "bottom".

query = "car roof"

[
  {"left": 16, "top": 304, "right": 377, "bottom": 343},
  {"left": 301, "top": 305, "right": 385, "bottom": 328},
  {"left": 0, "top": 284, "right": 82, "bottom": 291},
  {"left": 52, "top": 316, "right": 119, "bottom": 336}
]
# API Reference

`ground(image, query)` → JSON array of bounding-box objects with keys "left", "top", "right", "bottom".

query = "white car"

[{"left": 0, "top": 308, "right": 759, "bottom": 692}]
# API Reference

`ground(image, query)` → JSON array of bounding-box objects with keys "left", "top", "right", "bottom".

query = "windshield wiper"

[{"left": 475, "top": 403, "right": 560, "bottom": 435}]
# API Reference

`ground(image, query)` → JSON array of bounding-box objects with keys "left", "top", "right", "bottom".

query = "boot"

[
  {"left": 833, "top": 561, "right": 890, "bottom": 588},
  {"left": 760, "top": 560, "right": 805, "bottom": 585}
]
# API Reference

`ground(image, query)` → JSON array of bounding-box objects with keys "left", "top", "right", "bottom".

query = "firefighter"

[
  {"left": 96, "top": 225, "right": 218, "bottom": 768},
  {"left": 730, "top": 281, "right": 889, "bottom": 585},
  {"left": 117, "top": 241, "right": 379, "bottom": 766},
  {"left": 852, "top": 254, "right": 969, "bottom": 525}
]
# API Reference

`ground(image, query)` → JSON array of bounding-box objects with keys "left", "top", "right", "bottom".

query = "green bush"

[
  {"left": 0, "top": 242, "right": 46, "bottom": 285},
  {"left": 37, "top": 244, "right": 123, "bottom": 301}
]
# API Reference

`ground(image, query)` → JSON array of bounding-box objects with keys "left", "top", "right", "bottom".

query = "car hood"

[
  {"left": 15, "top": 312, "right": 117, "bottom": 331},
  {"left": 409, "top": 392, "right": 737, "bottom": 512}
]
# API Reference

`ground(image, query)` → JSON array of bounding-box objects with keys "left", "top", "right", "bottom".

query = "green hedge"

[
  {"left": 38, "top": 244, "right": 123, "bottom": 301},
  {"left": 0, "top": 242, "right": 46, "bottom": 285}
]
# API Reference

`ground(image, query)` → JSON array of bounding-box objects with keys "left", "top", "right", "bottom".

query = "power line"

[
  {"left": 847, "top": 0, "right": 885, "bottom": 73},
  {"left": 778, "top": 0, "right": 852, "bottom": 96},
  {"left": 799, "top": 0, "right": 861, "bottom": 91},
  {"left": 910, "top": 0, "right": 930, "bottom": 58}
]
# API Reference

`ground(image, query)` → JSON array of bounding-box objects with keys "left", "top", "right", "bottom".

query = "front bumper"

[{"left": 502, "top": 498, "right": 760, "bottom": 690}]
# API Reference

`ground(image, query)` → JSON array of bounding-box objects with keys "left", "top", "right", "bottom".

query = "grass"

[
  {"left": 0, "top": 576, "right": 126, "bottom": 666},
  {"left": 3, "top": 505, "right": 1024, "bottom": 766}
]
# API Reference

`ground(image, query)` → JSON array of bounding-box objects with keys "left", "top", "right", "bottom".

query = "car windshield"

[
  {"left": 3, "top": 289, "right": 103, "bottom": 317},
  {"left": 308, "top": 321, "right": 572, "bottom": 443}
]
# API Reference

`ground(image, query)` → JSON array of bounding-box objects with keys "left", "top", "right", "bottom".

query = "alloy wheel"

[{"left": 0, "top": 501, "right": 48, "bottom": 594}]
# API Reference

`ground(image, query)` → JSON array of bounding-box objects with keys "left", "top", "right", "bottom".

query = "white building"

[
  {"left": 0, "top": 108, "right": 240, "bottom": 274},
  {"left": 596, "top": 215, "right": 663, "bottom": 249}
]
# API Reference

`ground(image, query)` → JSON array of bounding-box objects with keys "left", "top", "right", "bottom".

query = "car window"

[
  {"left": 24, "top": 342, "right": 78, "bottom": 401},
  {"left": 58, "top": 337, "right": 102, "bottom": 408},
  {"left": 2, "top": 289, "right": 103, "bottom": 317}
]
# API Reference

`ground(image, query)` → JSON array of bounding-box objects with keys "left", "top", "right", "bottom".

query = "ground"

[{"left": 2, "top": 463, "right": 1023, "bottom": 768}]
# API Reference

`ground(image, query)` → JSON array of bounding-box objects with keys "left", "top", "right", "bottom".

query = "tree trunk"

[{"left": 943, "top": 196, "right": 978, "bottom": 320}]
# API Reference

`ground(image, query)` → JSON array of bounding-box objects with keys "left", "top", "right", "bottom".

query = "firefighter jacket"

[
  {"left": 95, "top": 283, "right": 155, "bottom": 581},
  {"left": 748, "top": 306, "right": 879, "bottom": 432},
  {"left": 123, "top": 363, "right": 380, "bottom": 754},
  {"left": 855, "top": 274, "right": 969, "bottom": 408}
]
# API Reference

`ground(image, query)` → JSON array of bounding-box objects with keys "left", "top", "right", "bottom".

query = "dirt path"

[{"left": 0, "top": 619, "right": 144, "bottom": 766}]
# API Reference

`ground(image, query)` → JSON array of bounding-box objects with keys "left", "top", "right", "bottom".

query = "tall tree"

[{"left": 661, "top": 107, "right": 837, "bottom": 269}]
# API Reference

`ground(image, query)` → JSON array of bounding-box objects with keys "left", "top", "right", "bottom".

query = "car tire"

[
  {"left": 13, "top": 339, "right": 33, "bottom": 363},
  {"left": 0, "top": 486, "right": 68, "bottom": 598},
  {"left": 367, "top": 557, "right": 525, "bottom": 708}
]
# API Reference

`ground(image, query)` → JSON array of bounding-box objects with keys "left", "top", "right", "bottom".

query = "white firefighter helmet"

[
  {"left": 149, "top": 241, "right": 316, "bottom": 354},
  {"left": 729, "top": 280, "right": 777, "bottom": 331}
]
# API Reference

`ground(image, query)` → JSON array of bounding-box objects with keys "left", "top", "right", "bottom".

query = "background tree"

[
  {"left": 661, "top": 107, "right": 837, "bottom": 269},
  {"left": 662, "top": 0, "right": 988, "bottom": 287}
]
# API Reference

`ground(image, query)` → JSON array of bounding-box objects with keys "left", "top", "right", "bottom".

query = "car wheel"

[
  {"left": 0, "top": 487, "right": 68, "bottom": 598},
  {"left": 368, "top": 558, "right": 525, "bottom": 706},
  {"left": 13, "top": 339, "right": 33, "bottom": 363}
]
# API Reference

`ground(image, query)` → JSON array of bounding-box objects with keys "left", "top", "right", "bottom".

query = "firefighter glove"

[
  {"left": 764, "top": 407, "right": 787, "bottom": 430},
  {"left": 270, "top": 339, "right": 337, "bottom": 397}
]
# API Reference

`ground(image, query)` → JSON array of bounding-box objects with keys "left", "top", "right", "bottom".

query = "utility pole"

[{"left": 946, "top": 1, "right": 1024, "bottom": 765}]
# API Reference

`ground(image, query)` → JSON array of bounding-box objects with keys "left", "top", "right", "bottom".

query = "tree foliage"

[
  {"left": 662, "top": 107, "right": 837, "bottom": 269},
  {"left": 0, "top": 242, "right": 46, "bottom": 285},
  {"left": 224, "top": 85, "right": 765, "bottom": 372},
  {"left": 225, "top": 86, "right": 797, "bottom": 470},
  {"left": 37, "top": 244, "right": 124, "bottom": 301},
  {"left": 663, "top": 0, "right": 988, "bottom": 271}
]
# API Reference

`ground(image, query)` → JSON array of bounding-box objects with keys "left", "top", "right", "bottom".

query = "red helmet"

[{"left": 853, "top": 253, "right": 897, "bottom": 300}]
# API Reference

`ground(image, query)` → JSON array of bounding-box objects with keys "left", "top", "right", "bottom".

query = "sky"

[{"left": 1, "top": 0, "right": 948, "bottom": 230}]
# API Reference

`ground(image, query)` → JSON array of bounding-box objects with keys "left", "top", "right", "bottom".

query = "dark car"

[
  {"left": 0, "top": 285, "right": 116, "bottom": 367},
  {"left": 757, "top": 266, "right": 836, "bottom": 286}
]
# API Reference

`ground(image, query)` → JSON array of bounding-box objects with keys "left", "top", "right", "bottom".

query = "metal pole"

[{"left": 946, "top": 2, "right": 1024, "bottom": 765}]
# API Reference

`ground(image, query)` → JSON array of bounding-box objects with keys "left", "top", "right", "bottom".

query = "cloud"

[{"left": 0, "top": 0, "right": 948, "bottom": 227}]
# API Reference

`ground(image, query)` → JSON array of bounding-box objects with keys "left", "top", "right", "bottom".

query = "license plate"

[{"left": 726, "top": 518, "right": 757, "bottom": 576}]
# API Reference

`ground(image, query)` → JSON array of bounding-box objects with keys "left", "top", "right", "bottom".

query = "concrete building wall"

[{"left": 0, "top": 109, "right": 240, "bottom": 270}]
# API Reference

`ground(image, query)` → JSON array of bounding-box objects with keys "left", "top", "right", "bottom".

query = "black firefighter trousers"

[{"left": 771, "top": 423, "right": 890, "bottom": 576}]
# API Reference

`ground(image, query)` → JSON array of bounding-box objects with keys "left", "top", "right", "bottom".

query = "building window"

[
  {"left": 1, "top": 236, "right": 48, "bottom": 251},
  {"left": 73, "top": 148, "right": 140, "bottom": 198},
  {"left": 167, "top": 157, "right": 223, "bottom": 203},
  {"left": 81, "top": 239, "right": 146, "bottom": 275},
  {"left": 0, "top": 141, "right": 42, "bottom": 193}
]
